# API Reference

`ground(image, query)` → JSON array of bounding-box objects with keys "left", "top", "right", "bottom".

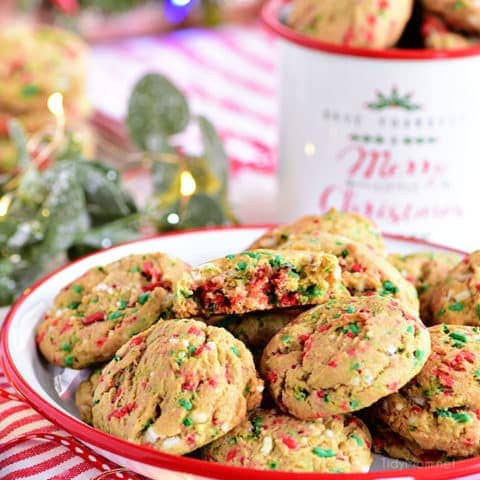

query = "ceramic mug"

[{"left": 263, "top": 0, "right": 480, "bottom": 245}]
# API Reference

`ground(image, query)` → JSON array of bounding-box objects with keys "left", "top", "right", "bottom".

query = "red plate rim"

[
  {"left": 0, "top": 226, "right": 477, "bottom": 480},
  {"left": 261, "top": 0, "right": 480, "bottom": 60}
]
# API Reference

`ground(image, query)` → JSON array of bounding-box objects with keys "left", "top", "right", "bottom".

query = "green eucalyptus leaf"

[
  {"left": 67, "top": 214, "right": 140, "bottom": 259},
  {"left": 197, "top": 115, "right": 228, "bottom": 185},
  {"left": 177, "top": 194, "right": 227, "bottom": 230},
  {"left": 76, "top": 161, "right": 137, "bottom": 224},
  {"left": 39, "top": 165, "right": 90, "bottom": 257},
  {"left": 127, "top": 73, "right": 189, "bottom": 151},
  {"left": 7, "top": 120, "right": 30, "bottom": 169}
]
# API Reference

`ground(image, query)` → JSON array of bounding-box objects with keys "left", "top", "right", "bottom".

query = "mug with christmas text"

[{"left": 264, "top": 0, "right": 480, "bottom": 246}]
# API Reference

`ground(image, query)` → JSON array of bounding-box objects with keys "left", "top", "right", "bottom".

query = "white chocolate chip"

[
  {"left": 260, "top": 436, "right": 273, "bottom": 455},
  {"left": 386, "top": 345, "right": 397, "bottom": 356},
  {"left": 161, "top": 436, "right": 182, "bottom": 450},
  {"left": 351, "top": 376, "right": 360, "bottom": 386},
  {"left": 455, "top": 290, "right": 471, "bottom": 302},
  {"left": 256, "top": 385, "right": 265, "bottom": 393},
  {"left": 191, "top": 412, "right": 209, "bottom": 424},
  {"left": 145, "top": 426, "right": 160, "bottom": 443},
  {"left": 220, "top": 422, "right": 230, "bottom": 432},
  {"left": 413, "top": 396, "right": 425, "bottom": 406},
  {"left": 325, "top": 429, "right": 334, "bottom": 438}
]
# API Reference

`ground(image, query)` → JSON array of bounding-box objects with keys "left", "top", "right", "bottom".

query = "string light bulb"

[{"left": 180, "top": 170, "right": 197, "bottom": 197}]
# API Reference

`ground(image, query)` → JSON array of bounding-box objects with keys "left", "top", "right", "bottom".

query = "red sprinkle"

[
  {"left": 112, "top": 387, "right": 123, "bottom": 403},
  {"left": 36, "top": 330, "right": 46, "bottom": 345},
  {"left": 281, "top": 436, "right": 298, "bottom": 449},
  {"left": 299, "top": 333, "right": 310, "bottom": 343},
  {"left": 188, "top": 326, "right": 202, "bottom": 336},
  {"left": 107, "top": 402, "right": 137, "bottom": 421},
  {"left": 328, "top": 360, "right": 338, "bottom": 368},
  {"left": 387, "top": 381, "right": 398, "bottom": 391},
  {"left": 130, "top": 336, "right": 144, "bottom": 347},
  {"left": 95, "top": 337, "right": 107, "bottom": 347},
  {"left": 226, "top": 448, "right": 238, "bottom": 461},
  {"left": 82, "top": 312, "right": 105, "bottom": 325},
  {"left": 266, "top": 372, "right": 278, "bottom": 383},
  {"left": 60, "top": 322, "right": 73, "bottom": 333},
  {"left": 208, "top": 378, "right": 218, "bottom": 388},
  {"left": 351, "top": 263, "right": 366, "bottom": 273}
]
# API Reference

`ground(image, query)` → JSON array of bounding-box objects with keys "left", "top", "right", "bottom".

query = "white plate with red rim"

[{"left": 1, "top": 226, "right": 477, "bottom": 480}]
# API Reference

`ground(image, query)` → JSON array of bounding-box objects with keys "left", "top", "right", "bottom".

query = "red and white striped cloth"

[{"left": 0, "top": 24, "right": 276, "bottom": 479}]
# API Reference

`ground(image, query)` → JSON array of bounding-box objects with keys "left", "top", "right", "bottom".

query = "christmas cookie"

[
  {"left": 422, "top": 14, "right": 478, "bottom": 50},
  {"left": 261, "top": 296, "right": 430, "bottom": 419},
  {"left": 91, "top": 319, "right": 263, "bottom": 455},
  {"left": 430, "top": 250, "right": 480, "bottom": 326},
  {"left": 36, "top": 253, "right": 190, "bottom": 369},
  {"left": 210, "top": 308, "right": 305, "bottom": 354},
  {"left": 422, "top": 0, "right": 480, "bottom": 34},
  {"left": 373, "top": 324, "right": 480, "bottom": 457},
  {"left": 173, "top": 249, "right": 345, "bottom": 318},
  {"left": 249, "top": 209, "right": 386, "bottom": 255},
  {"left": 0, "top": 25, "right": 88, "bottom": 114},
  {"left": 280, "top": 233, "right": 419, "bottom": 315},
  {"left": 371, "top": 421, "right": 452, "bottom": 465},
  {"left": 288, "top": 0, "right": 413, "bottom": 49},
  {"left": 388, "top": 251, "right": 461, "bottom": 322},
  {"left": 75, "top": 370, "right": 101, "bottom": 425},
  {"left": 203, "top": 409, "right": 373, "bottom": 473},
  {"left": 374, "top": 391, "right": 480, "bottom": 457}
]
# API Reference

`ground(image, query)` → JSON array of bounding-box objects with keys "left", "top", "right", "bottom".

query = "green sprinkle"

[
  {"left": 324, "top": 393, "right": 330, "bottom": 403},
  {"left": 477, "top": 304, "right": 480, "bottom": 320},
  {"left": 230, "top": 346, "right": 240, "bottom": 357},
  {"left": 349, "top": 434, "right": 363, "bottom": 446},
  {"left": 179, "top": 289, "right": 193, "bottom": 299},
  {"left": 280, "top": 233, "right": 289, "bottom": 241},
  {"left": 118, "top": 300, "right": 127, "bottom": 310},
  {"left": 414, "top": 350, "right": 425, "bottom": 364},
  {"left": 226, "top": 254, "right": 235, "bottom": 260},
  {"left": 244, "top": 252, "right": 260, "bottom": 259},
  {"left": 349, "top": 399, "right": 360, "bottom": 409},
  {"left": 342, "top": 322, "right": 360, "bottom": 336},
  {"left": 450, "top": 331, "right": 468, "bottom": 346},
  {"left": 21, "top": 84, "right": 40, "bottom": 97},
  {"left": 281, "top": 334, "right": 291, "bottom": 343},
  {"left": 90, "top": 297, "right": 99, "bottom": 304},
  {"left": 345, "top": 305, "right": 355, "bottom": 314},
  {"left": 236, "top": 261, "right": 248, "bottom": 271},
  {"left": 130, "top": 266, "right": 141, "bottom": 273},
  {"left": 178, "top": 398, "right": 193, "bottom": 411},
  {"left": 381, "top": 280, "right": 398, "bottom": 295},
  {"left": 351, "top": 362, "right": 361, "bottom": 371},
  {"left": 294, "top": 386, "right": 309, "bottom": 401},
  {"left": 269, "top": 461, "right": 278, "bottom": 469},
  {"left": 141, "top": 419, "right": 154, "bottom": 431},
  {"left": 341, "top": 249, "right": 348, "bottom": 258},
  {"left": 418, "top": 284, "right": 429, "bottom": 294},
  {"left": 68, "top": 302, "right": 80, "bottom": 310},
  {"left": 138, "top": 293, "right": 150, "bottom": 305},
  {"left": 183, "top": 417, "right": 193, "bottom": 427},
  {"left": 72, "top": 284, "right": 83, "bottom": 294},
  {"left": 114, "top": 355, "right": 121, "bottom": 361},
  {"left": 437, "top": 408, "right": 471, "bottom": 423},
  {"left": 406, "top": 325, "right": 414, "bottom": 334},
  {"left": 312, "top": 447, "right": 336, "bottom": 458},
  {"left": 442, "top": 324, "right": 450, "bottom": 334},
  {"left": 305, "top": 285, "right": 323, "bottom": 298},
  {"left": 61, "top": 342, "right": 71, "bottom": 352},
  {"left": 252, "top": 415, "right": 263, "bottom": 437},
  {"left": 64, "top": 355, "right": 74, "bottom": 367},
  {"left": 108, "top": 311, "right": 123, "bottom": 321},
  {"left": 448, "top": 302, "right": 464, "bottom": 312}
]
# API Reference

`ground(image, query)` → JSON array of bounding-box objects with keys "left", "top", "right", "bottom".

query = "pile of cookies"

[
  {"left": 0, "top": 24, "right": 93, "bottom": 173},
  {"left": 287, "top": 0, "right": 480, "bottom": 51},
  {"left": 36, "top": 209, "right": 480, "bottom": 473}
]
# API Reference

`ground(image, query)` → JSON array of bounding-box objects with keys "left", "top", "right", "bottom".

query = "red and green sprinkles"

[{"left": 436, "top": 408, "right": 471, "bottom": 424}]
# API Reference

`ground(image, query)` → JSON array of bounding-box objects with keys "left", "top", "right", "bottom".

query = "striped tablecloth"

[{"left": 0, "top": 24, "right": 276, "bottom": 479}]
